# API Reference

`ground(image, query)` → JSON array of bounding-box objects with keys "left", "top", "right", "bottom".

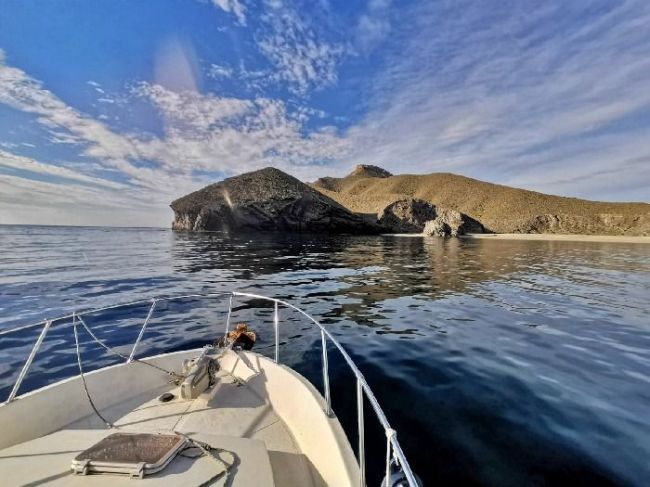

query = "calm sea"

[{"left": 1, "top": 225, "right": 649, "bottom": 486}]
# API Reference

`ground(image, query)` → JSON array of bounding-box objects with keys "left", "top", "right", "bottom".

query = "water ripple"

[{"left": 0, "top": 226, "right": 649, "bottom": 486}]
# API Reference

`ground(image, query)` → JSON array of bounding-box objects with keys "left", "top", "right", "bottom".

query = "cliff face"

[
  {"left": 506, "top": 214, "right": 650, "bottom": 235},
  {"left": 311, "top": 168, "right": 650, "bottom": 236},
  {"left": 170, "top": 167, "right": 377, "bottom": 233}
]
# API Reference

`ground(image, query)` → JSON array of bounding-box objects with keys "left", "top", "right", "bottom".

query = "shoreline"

[{"left": 385, "top": 233, "right": 650, "bottom": 244}]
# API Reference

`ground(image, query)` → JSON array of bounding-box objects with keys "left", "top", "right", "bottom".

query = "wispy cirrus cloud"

[
  {"left": 203, "top": 1, "right": 346, "bottom": 96},
  {"left": 207, "top": 63, "right": 234, "bottom": 79},
  {"left": 341, "top": 0, "right": 650, "bottom": 201},
  {"left": 0, "top": 173, "right": 171, "bottom": 226},
  {"left": 0, "top": 149, "right": 125, "bottom": 190}
]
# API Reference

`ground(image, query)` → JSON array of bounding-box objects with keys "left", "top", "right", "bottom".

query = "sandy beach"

[
  {"left": 385, "top": 233, "right": 650, "bottom": 244},
  {"left": 464, "top": 233, "right": 650, "bottom": 244}
]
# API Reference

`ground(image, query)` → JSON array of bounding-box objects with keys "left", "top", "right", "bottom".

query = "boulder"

[
  {"left": 378, "top": 199, "right": 438, "bottom": 233},
  {"left": 423, "top": 208, "right": 484, "bottom": 237},
  {"left": 377, "top": 198, "right": 485, "bottom": 235}
]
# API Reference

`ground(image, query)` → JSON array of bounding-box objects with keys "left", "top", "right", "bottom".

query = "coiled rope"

[{"left": 175, "top": 431, "right": 235, "bottom": 487}]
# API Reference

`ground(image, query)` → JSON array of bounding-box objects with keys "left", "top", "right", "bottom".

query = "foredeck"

[{"left": 0, "top": 350, "right": 326, "bottom": 486}]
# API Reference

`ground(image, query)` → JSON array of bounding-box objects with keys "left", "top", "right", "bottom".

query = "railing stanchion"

[
  {"left": 385, "top": 428, "right": 395, "bottom": 487},
  {"left": 127, "top": 298, "right": 157, "bottom": 363},
  {"left": 321, "top": 329, "right": 331, "bottom": 416},
  {"left": 6, "top": 319, "right": 53, "bottom": 404},
  {"left": 274, "top": 300, "right": 279, "bottom": 363},
  {"left": 357, "top": 377, "right": 365, "bottom": 487},
  {"left": 225, "top": 294, "right": 233, "bottom": 336}
]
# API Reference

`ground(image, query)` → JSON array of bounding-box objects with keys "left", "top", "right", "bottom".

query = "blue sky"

[{"left": 0, "top": 0, "right": 649, "bottom": 226}]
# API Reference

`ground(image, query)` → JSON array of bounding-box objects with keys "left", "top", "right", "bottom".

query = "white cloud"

[
  {"left": 210, "top": 0, "right": 246, "bottom": 25},
  {"left": 0, "top": 149, "right": 126, "bottom": 190},
  {"left": 356, "top": 0, "right": 392, "bottom": 53},
  {"left": 0, "top": 173, "right": 171, "bottom": 226},
  {"left": 256, "top": 1, "right": 344, "bottom": 95},
  {"left": 134, "top": 82, "right": 252, "bottom": 130},
  {"left": 208, "top": 63, "right": 234, "bottom": 79},
  {"left": 202, "top": 1, "right": 345, "bottom": 96},
  {"left": 133, "top": 82, "right": 350, "bottom": 174}
]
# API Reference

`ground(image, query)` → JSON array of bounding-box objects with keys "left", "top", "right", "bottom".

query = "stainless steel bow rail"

[{"left": 0, "top": 291, "right": 418, "bottom": 487}]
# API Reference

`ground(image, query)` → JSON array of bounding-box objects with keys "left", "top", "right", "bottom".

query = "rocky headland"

[
  {"left": 171, "top": 164, "right": 650, "bottom": 237},
  {"left": 170, "top": 167, "right": 374, "bottom": 233}
]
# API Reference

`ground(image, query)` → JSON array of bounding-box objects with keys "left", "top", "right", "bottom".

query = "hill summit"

[{"left": 348, "top": 164, "right": 393, "bottom": 178}]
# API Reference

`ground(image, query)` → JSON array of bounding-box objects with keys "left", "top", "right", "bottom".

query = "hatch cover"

[{"left": 71, "top": 432, "right": 187, "bottom": 478}]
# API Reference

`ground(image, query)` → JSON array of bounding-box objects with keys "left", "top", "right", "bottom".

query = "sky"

[{"left": 0, "top": 0, "right": 649, "bottom": 227}]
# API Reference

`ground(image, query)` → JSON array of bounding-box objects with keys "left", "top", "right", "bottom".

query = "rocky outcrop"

[
  {"left": 423, "top": 208, "right": 484, "bottom": 236},
  {"left": 376, "top": 198, "right": 485, "bottom": 235},
  {"left": 171, "top": 168, "right": 488, "bottom": 236},
  {"left": 171, "top": 167, "right": 377, "bottom": 233},
  {"left": 378, "top": 199, "right": 437, "bottom": 232},
  {"left": 508, "top": 213, "right": 650, "bottom": 236},
  {"left": 348, "top": 164, "right": 392, "bottom": 179}
]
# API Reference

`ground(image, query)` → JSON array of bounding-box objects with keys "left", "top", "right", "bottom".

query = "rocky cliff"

[{"left": 171, "top": 167, "right": 376, "bottom": 233}]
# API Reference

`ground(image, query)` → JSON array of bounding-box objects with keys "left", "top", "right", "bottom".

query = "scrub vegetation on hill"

[{"left": 312, "top": 165, "right": 650, "bottom": 236}]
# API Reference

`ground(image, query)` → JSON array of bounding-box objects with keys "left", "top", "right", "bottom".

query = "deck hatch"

[{"left": 71, "top": 432, "right": 187, "bottom": 478}]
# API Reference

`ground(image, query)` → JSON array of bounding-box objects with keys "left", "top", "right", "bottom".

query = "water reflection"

[{"left": 1, "top": 226, "right": 649, "bottom": 486}]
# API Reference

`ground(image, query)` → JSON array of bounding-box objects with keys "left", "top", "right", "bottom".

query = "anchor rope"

[
  {"left": 72, "top": 319, "right": 114, "bottom": 429},
  {"left": 175, "top": 431, "right": 234, "bottom": 487},
  {"left": 75, "top": 314, "right": 183, "bottom": 381}
]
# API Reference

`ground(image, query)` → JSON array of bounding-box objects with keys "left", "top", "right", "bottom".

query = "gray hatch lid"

[{"left": 71, "top": 432, "right": 187, "bottom": 478}]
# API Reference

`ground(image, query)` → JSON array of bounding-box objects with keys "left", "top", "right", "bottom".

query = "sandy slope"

[{"left": 312, "top": 165, "right": 650, "bottom": 236}]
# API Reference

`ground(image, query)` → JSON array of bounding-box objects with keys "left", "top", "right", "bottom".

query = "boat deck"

[{"left": 0, "top": 354, "right": 321, "bottom": 486}]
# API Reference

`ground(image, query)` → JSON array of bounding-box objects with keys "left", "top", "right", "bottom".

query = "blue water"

[{"left": 1, "top": 225, "right": 649, "bottom": 486}]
